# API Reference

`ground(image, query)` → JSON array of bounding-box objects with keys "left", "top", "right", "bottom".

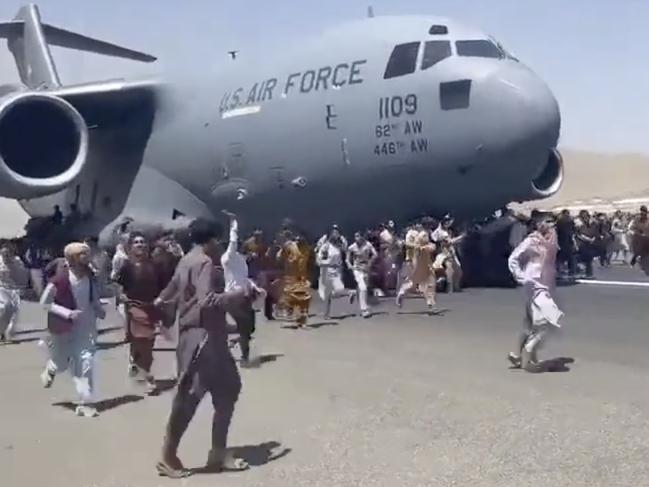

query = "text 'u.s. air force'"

[{"left": 219, "top": 60, "right": 367, "bottom": 113}]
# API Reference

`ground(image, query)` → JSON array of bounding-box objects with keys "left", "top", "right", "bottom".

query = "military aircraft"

[{"left": 0, "top": 4, "right": 561, "bottom": 240}]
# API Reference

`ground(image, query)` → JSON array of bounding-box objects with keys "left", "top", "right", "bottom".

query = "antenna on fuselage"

[{"left": 367, "top": 6, "right": 375, "bottom": 18}]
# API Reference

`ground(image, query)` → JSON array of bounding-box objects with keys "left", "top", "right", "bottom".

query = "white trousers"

[
  {"left": 320, "top": 271, "right": 351, "bottom": 317},
  {"left": 46, "top": 328, "right": 96, "bottom": 404},
  {"left": 0, "top": 288, "right": 20, "bottom": 338},
  {"left": 353, "top": 269, "right": 369, "bottom": 312}
]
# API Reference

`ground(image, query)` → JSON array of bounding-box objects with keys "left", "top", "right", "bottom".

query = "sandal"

[{"left": 156, "top": 461, "right": 191, "bottom": 479}]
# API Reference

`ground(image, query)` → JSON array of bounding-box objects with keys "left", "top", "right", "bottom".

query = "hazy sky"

[{"left": 0, "top": 0, "right": 646, "bottom": 154}]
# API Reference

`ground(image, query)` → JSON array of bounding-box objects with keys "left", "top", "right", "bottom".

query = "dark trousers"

[
  {"left": 130, "top": 337, "right": 154, "bottom": 373},
  {"left": 166, "top": 333, "right": 241, "bottom": 453},
  {"left": 578, "top": 245, "right": 595, "bottom": 277},
  {"left": 232, "top": 307, "right": 255, "bottom": 362}
]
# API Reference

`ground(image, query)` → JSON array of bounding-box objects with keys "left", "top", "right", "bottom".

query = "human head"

[
  {"left": 253, "top": 229, "right": 263, "bottom": 241},
  {"left": 84, "top": 236, "right": 99, "bottom": 248},
  {"left": 534, "top": 214, "right": 555, "bottom": 236},
  {"left": 442, "top": 216, "right": 453, "bottom": 229},
  {"left": 354, "top": 231, "right": 365, "bottom": 245},
  {"left": 640, "top": 206, "right": 648, "bottom": 219},
  {"left": 579, "top": 210, "right": 590, "bottom": 222},
  {"left": 189, "top": 218, "right": 223, "bottom": 257},
  {"left": 0, "top": 240, "right": 14, "bottom": 259},
  {"left": 64, "top": 242, "right": 91, "bottom": 269},
  {"left": 128, "top": 232, "right": 149, "bottom": 258},
  {"left": 329, "top": 225, "right": 341, "bottom": 242}
]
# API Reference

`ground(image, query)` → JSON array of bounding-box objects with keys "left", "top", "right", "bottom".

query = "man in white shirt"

[
  {"left": 221, "top": 211, "right": 264, "bottom": 366},
  {"left": 346, "top": 232, "right": 378, "bottom": 318},
  {"left": 317, "top": 231, "right": 355, "bottom": 320}
]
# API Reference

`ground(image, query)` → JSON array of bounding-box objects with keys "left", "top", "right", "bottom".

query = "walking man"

[{"left": 154, "top": 218, "right": 251, "bottom": 478}]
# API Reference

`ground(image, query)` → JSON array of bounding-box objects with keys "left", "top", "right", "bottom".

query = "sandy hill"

[{"left": 525, "top": 150, "right": 649, "bottom": 209}]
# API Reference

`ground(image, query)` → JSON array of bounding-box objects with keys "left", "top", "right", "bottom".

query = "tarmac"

[{"left": 1, "top": 265, "right": 648, "bottom": 487}]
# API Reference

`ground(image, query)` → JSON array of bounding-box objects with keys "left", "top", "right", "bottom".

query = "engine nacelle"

[
  {"left": 531, "top": 149, "right": 564, "bottom": 198},
  {"left": 0, "top": 92, "right": 88, "bottom": 199}
]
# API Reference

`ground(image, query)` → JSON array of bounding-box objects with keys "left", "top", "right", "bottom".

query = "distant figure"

[
  {"left": 629, "top": 206, "right": 649, "bottom": 274},
  {"left": 346, "top": 231, "right": 378, "bottom": 318},
  {"left": 317, "top": 229, "right": 356, "bottom": 320},
  {"left": 51, "top": 205, "right": 63, "bottom": 225},
  {"left": 66, "top": 203, "right": 81, "bottom": 227},
  {"left": 24, "top": 239, "right": 46, "bottom": 297},
  {"left": 0, "top": 240, "right": 28, "bottom": 342}
]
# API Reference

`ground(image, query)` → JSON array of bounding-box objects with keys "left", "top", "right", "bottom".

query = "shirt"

[
  {"left": 0, "top": 255, "right": 27, "bottom": 290},
  {"left": 220, "top": 219, "right": 251, "bottom": 293},
  {"left": 41, "top": 270, "right": 104, "bottom": 330},
  {"left": 346, "top": 241, "right": 377, "bottom": 272}
]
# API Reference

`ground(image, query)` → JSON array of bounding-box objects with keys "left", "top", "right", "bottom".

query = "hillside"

[{"left": 530, "top": 150, "right": 649, "bottom": 208}]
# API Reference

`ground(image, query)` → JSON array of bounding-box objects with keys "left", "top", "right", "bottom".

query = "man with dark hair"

[
  {"left": 154, "top": 218, "right": 250, "bottom": 478},
  {"left": 556, "top": 209, "right": 576, "bottom": 277},
  {"left": 115, "top": 232, "right": 165, "bottom": 395}
]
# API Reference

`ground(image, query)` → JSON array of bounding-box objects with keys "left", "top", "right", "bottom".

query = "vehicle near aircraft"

[{"left": 0, "top": 4, "right": 562, "bottom": 240}]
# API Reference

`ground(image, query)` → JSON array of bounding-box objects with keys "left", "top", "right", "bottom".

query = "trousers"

[
  {"left": 166, "top": 329, "right": 241, "bottom": 452},
  {"left": 46, "top": 328, "right": 96, "bottom": 404},
  {"left": 352, "top": 269, "right": 369, "bottom": 312}
]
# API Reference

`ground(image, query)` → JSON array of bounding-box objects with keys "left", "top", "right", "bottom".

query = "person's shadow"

[
  {"left": 190, "top": 441, "right": 291, "bottom": 475},
  {"left": 540, "top": 357, "right": 575, "bottom": 372},
  {"left": 240, "top": 353, "right": 284, "bottom": 369},
  {"left": 53, "top": 394, "right": 143, "bottom": 413}
]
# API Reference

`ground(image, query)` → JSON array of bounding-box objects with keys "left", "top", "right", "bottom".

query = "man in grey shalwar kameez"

[{"left": 154, "top": 218, "right": 252, "bottom": 478}]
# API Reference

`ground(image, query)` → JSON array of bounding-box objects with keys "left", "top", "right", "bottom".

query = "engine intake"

[
  {"left": 531, "top": 149, "right": 563, "bottom": 197},
  {"left": 0, "top": 92, "right": 88, "bottom": 199}
]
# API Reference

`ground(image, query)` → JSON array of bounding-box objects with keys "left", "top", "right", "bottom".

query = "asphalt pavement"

[{"left": 1, "top": 264, "right": 648, "bottom": 487}]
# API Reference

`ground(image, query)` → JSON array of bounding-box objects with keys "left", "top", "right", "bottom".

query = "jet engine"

[
  {"left": 531, "top": 149, "right": 563, "bottom": 198},
  {"left": 0, "top": 92, "right": 88, "bottom": 199}
]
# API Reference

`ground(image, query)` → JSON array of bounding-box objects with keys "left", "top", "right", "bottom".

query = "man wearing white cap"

[{"left": 40, "top": 242, "right": 106, "bottom": 417}]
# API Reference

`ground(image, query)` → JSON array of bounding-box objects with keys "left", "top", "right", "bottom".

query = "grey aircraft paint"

[{"left": 0, "top": 5, "right": 561, "bottom": 241}]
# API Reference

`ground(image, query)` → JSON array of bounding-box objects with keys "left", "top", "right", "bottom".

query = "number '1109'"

[{"left": 379, "top": 94, "right": 417, "bottom": 119}]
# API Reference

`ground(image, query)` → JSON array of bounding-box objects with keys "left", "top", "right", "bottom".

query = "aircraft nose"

[{"left": 479, "top": 66, "right": 561, "bottom": 151}]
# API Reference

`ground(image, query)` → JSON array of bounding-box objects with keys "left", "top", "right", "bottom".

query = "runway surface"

[{"left": 1, "top": 265, "right": 648, "bottom": 487}]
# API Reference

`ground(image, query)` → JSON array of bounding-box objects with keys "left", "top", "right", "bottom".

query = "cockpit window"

[
  {"left": 384, "top": 42, "right": 420, "bottom": 79},
  {"left": 456, "top": 40, "right": 504, "bottom": 59},
  {"left": 421, "top": 41, "right": 452, "bottom": 70}
]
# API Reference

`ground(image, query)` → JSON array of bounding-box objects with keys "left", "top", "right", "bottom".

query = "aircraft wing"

[{"left": 47, "top": 78, "right": 160, "bottom": 128}]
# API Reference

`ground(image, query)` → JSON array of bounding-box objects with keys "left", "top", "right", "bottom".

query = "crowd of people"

[{"left": 0, "top": 204, "right": 647, "bottom": 476}]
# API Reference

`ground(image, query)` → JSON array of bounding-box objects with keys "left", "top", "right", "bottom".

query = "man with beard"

[
  {"left": 154, "top": 218, "right": 252, "bottom": 478},
  {"left": 115, "top": 232, "right": 165, "bottom": 395}
]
